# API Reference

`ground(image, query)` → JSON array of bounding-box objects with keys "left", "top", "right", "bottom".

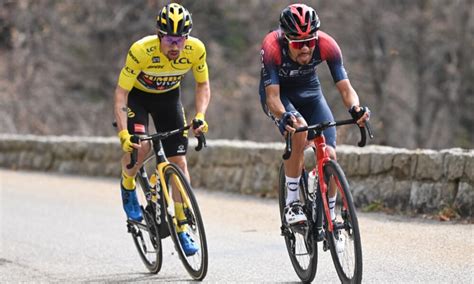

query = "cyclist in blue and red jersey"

[{"left": 259, "top": 4, "right": 370, "bottom": 225}]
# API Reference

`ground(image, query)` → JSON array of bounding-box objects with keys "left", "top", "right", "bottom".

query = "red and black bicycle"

[{"left": 279, "top": 117, "right": 373, "bottom": 283}]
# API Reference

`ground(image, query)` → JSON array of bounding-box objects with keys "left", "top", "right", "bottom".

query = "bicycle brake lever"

[
  {"left": 357, "top": 125, "right": 367, "bottom": 147},
  {"left": 195, "top": 134, "right": 206, "bottom": 151},
  {"left": 282, "top": 132, "right": 292, "bottom": 160},
  {"left": 365, "top": 121, "right": 374, "bottom": 139},
  {"left": 126, "top": 135, "right": 139, "bottom": 169},
  {"left": 192, "top": 119, "right": 207, "bottom": 151}
]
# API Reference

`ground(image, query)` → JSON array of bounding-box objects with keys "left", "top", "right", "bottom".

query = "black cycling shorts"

[{"left": 127, "top": 87, "right": 188, "bottom": 157}]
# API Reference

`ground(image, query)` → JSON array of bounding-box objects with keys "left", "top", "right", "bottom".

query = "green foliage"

[{"left": 362, "top": 200, "right": 385, "bottom": 212}]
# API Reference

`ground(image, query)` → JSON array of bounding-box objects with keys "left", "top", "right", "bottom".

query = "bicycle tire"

[
  {"left": 163, "top": 163, "right": 208, "bottom": 280},
  {"left": 278, "top": 163, "right": 318, "bottom": 283},
  {"left": 129, "top": 204, "right": 163, "bottom": 274},
  {"left": 323, "top": 160, "right": 362, "bottom": 283}
]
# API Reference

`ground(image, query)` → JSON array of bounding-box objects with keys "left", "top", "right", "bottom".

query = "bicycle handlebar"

[
  {"left": 282, "top": 118, "right": 374, "bottom": 160},
  {"left": 124, "top": 123, "right": 207, "bottom": 169}
]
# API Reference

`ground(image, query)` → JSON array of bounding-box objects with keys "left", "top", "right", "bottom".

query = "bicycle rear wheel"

[
  {"left": 128, "top": 204, "right": 163, "bottom": 274},
  {"left": 323, "top": 160, "right": 362, "bottom": 283},
  {"left": 278, "top": 164, "right": 317, "bottom": 283},
  {"left": 163, "top": 164, "right": 208, "bottom": 280}
]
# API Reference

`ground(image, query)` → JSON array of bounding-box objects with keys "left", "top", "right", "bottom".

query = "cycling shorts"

[
  {"left": 127, "top": 87, "right": 188, "bottom": 157},
  {"left": 259, "top": 84, "right": 336, "bottom": 148}
]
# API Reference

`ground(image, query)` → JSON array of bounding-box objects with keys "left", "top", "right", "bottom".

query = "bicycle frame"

[
  {"left": 139, "top": 140, "right": 193, "bottom": 228},
  {"left": 284, "top": 118, "right": 373, "bottom": 233},
  {"left": 312, "top": 133, "right": 348, "bottom": 233}
]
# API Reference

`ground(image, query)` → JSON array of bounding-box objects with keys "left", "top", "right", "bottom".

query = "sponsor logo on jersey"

[
  {"left": 128, "top": 51, "right": 140, "bottom": 64},
  {"left": 137, "top": 73, "right": 183, "bottom": 90},
  {"left": 289, "top": 70, "right": 300, "bottom": 76},
  {"left": 146, "top": 46, "right": 157, "bottom": 53},
  {"left": 184, "top": 45, "right": 193, "bottom": 51},
  {"left": 152, "top": 56, "right": 160, "bottom": 63},
  {"left": 173, "top": 58, "right": 191, "bottom": 65},
  {"left": 171, "top": 57, "right": 192, "bottom": 70},
  {"left": 147, "top": 65, "right": 165, "bottom": 69},
  {"left": 279, "top": 69, "right": 289, "bottom": 76},
  {"left": 124, "top": 66, "right": 136, "bottom": 75}
]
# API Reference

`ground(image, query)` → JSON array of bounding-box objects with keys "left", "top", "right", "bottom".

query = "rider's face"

[
  {"left": 286, "top": 34, "right": 317, "bottom": 65},
  {"left": 159, "top": 34, "right": 187, "bottom": 60}
]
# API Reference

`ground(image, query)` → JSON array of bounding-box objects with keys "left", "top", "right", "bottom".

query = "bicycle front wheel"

[
  {"left": 278, "top": 163, "right": 317, "bottom": 283},
  {"left": 163, "top": 164, "right": 208, "bottom": 280},
  {"left": 323, "top": 160, "right": 362, "bottom": 283}
]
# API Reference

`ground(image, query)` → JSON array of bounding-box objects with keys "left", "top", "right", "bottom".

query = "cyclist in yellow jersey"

[{"left": 113, "top": 3, "right": 210, "bottom": 256}]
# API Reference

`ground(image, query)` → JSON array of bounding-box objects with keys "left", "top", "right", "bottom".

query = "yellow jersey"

[{"left": 118, "top": 35, "right": 209, "bottom": 94}]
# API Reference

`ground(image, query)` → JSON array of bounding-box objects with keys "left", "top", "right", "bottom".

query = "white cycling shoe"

[{"left": 284, "top": 202, "right": 307, "bottom": 225}]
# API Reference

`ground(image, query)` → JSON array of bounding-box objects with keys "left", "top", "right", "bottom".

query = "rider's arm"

[
  {"left": 190, "top": 39, "right": 211, "bottom": 133},
  {"left": 113, "top": 85, "right": 130, "bottom": 132},
  {"left": 114, "top": 42, "right": 144, "bottom": 151},
  {"left": 114, "top": 41, "right": 144, "bottom": 132},
  {"left": 318, "top": 32, "right": 361, "bottom": 111},
  {"left": 336, "top": 79, "right": 369, "bottom": 126},
  {"left": 261, "top": 32, "right": 285, "bottom": 119},
  {"left": 190, "top": 39, "right": 210, "bottom": 116},
  {"left": 195, "top": 80, "right": 210, "bottom": 116},
  {"left": 336, "top": 79, "right": 360, "bottom": 110},
  {"left": 265, "top": 84, "right": 286, "bottom": 119}
]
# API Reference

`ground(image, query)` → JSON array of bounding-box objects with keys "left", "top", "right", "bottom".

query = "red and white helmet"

[{"left": 280, "top": 4, "right": 320, "bottom": 38}]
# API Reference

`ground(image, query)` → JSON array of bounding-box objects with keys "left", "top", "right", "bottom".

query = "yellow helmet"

[{"left": 157, "top": 3, "right": 193, "bottom": 36}]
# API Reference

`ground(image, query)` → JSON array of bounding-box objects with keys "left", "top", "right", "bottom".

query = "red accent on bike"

[{"left": 314, "top": 133, "right": 335, "bottom": 232}]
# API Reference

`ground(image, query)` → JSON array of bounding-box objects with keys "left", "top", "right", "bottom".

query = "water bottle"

[{"left": 307, "top": 168, "right": 318, "bottom": 193}]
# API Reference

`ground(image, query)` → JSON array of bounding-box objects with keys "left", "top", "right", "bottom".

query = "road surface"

[{"left": 1, "top": 169, "right": 472, "bottom": 282}]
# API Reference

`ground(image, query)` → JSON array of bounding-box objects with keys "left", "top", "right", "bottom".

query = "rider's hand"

[
  {"left": 278, "top": 111, "right": 297, "bottom": 135},
  {"left": 118, "top": 129, "right": 140, "bottom": 153},
  {"left": 193, "top": 112, "right": 208, "bottom": 135},
  {"left": 349, "top": 105, "right": 371, "bottom": 127}
]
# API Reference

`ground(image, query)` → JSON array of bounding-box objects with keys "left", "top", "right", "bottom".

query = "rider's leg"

[
  {"left": 283, "top": 116, "right": 309, "bottom": 225},
  {"left": 120, "top": 89, "right": 151, "bottom": 221},
  {"left": 120, "top": 141, "right": 151, "bottom": 221},
  {"left": 169, "top": 155, "right": 189, "bottom": 181},
  {"left": 284, "top": 117, "right": 307, "bottom": 206},
  {"left": 148, "top": 89, "right": 197, "bottom": 255},
  {"left": 168, "top": 155, "right": 188, "bottom": 231}
]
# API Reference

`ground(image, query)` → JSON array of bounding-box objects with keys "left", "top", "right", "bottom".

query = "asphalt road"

[{"left": 1, "top": 169, "right": 472, "bottom": 283}]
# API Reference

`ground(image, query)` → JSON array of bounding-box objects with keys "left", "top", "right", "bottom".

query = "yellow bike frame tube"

[
  {"left": 156, "top": 162, "right": 172, "bottom": 207},
  {"left": 171, "top": 174, "right": 192, "bottom": 208},
  {"left": 156, "top": 162, "right": 193, "bottom": 214}
]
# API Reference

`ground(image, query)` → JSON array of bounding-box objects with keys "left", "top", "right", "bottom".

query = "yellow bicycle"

[{"left": 126, "top": 122, "right": 208, "bottom": 280}]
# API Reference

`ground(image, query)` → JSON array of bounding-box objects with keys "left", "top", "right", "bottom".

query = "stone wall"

[{"left": 0, "top": 134, "right": 472, "bottom": 217}]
